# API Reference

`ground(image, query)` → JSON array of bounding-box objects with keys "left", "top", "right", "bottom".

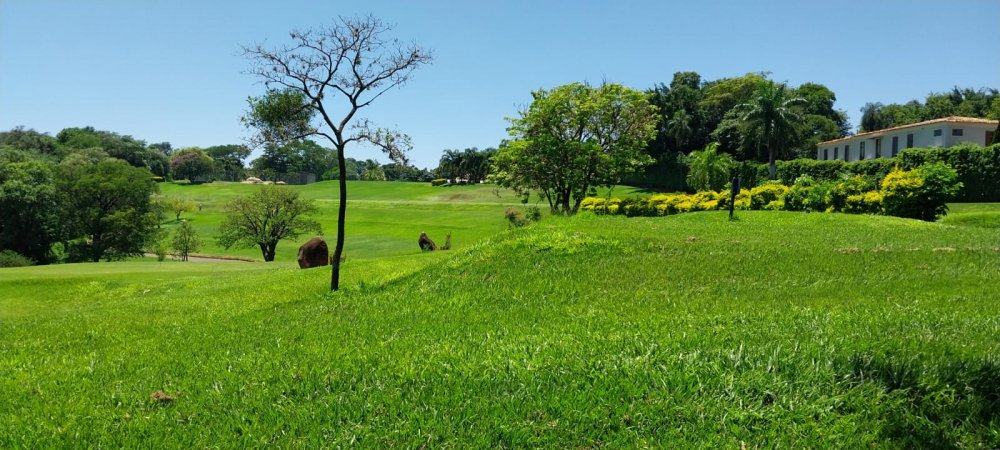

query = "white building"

[{"left": 816, "top": 116, "right": 998, "bottom": 161}]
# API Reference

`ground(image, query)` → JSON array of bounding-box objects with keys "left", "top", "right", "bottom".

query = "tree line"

[
  {"left": 434, "top": 75, "right": 999, "bottom": 190},
  {"left": 859, "top": 87, "right": 1000, "bottom": 132}
]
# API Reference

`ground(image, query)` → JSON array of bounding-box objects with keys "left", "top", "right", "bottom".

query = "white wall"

[
  {"left": 944, "top": 123, "right": 995, "bottom": 147},
  {"left": 816, "top": 121, "right": 997, "bottom": 160}
]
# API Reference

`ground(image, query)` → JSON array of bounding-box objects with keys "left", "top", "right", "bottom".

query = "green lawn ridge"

[{"left": 2, "top": 182, "right": 1000, "bottom": 447}]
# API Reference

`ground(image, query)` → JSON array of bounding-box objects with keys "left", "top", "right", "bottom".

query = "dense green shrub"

[
  {"left": 899, "top": 144, "right": 1000, "bottom": 202},
  {"left": 623, "top": 151, "right": 687, "bottom": 192},
  {"left": 825, "top": 176, "right": 877, "bottom": 213},
  {"left": 774, "top": 159, "right": 846, "bottom": 185},
  {"left": 749, "top": 182, "right": 789, "bottom": 210},
  {"left": 732, "top": 161, "right": 768, "bottom": 191},
  {"left": 525, "top": 206, "right": 542, "bottom": 222},
  {"left": 583, "top": 162, "right": 959, "bottom": 221},
  {"left": 881, "top": 163, "right": 961, "bottom": 221},
  {"left": 844, "top": 191, "right": 883, "bottom": 215},
  {"left": 631, "top": 144, "right": 1000, "bottom": 200},
  {"left": 0, "top": 250, "right": 34, "bottom": 268},
  {"left": 431, "top": 178, "right": 447, "bottom": 187},
  {"left": 504, "top": 207, "right": 541, "bottom": 227}
]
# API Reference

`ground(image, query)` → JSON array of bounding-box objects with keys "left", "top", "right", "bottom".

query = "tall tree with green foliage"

[
  {"left": 492, "top": 82, "right": 658, "bottom": 215},
  {"left": 665, "top": 109, "right": 694, "bottom": 151},
  {"left": 217, "top": 186, "right": 321, "bottom": 262},
  {"left": 859, "top": 102, "right": 888, "bottom": 133},
  {"left": 170, "top": 148, "right": 215, "bottom": 182},
  {"left": 735, "top": 81, "right": 805, "bottom": 179},
  {"left": 0, "top": 159, "right": 61, "bottom": 263},
  {"left": 242, "top": 15, "right": 431, "bottom": 290},
  {"left": 204, "top": 144, "right": 250, "bottom": 181},
  {"left": 57, "top": 126, "right": 170, "bottom": 177},
  {"left": 58, "top": 160, "right": 158, "bottom": 262}
]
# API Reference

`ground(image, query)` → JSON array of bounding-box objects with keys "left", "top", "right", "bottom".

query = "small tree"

[
  {"left": 685, "top": 142, "right": 734, "bottom": 192},
  {"left": 165, "top": 197, "right": 196, "bottom": 222},
  {"left": 242, "top": 15, "right": 431, "bottom": 289},
  {"left": 171, "top": 220, "right": 200, "bottom": 261},
  {"left": 217, "top": 186, "right": 321, "bottom": 261}
]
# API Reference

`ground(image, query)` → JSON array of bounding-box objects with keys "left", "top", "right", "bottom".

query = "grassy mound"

[{"left": 3, "top": 210, "right": 1000, "bottom": 447}]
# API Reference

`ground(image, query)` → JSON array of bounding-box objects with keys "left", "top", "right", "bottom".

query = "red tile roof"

[{"left": 817, "top": 116, "right": 999, "bottom": 146}]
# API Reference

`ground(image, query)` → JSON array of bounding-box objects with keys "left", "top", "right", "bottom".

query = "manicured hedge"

[
  {"left": 898, "top": 145, "right": 1000, "bottom": 202},
  {"left": 769, "top": 144, "right": 998, "bottom": 202},
  {"left": 639, "top": 144, "right": 998, "bottom": 201},
  {"left": 583, "top": 162, "right": 962, "bottom": 222}
]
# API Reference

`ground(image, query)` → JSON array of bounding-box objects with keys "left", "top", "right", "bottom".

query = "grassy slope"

[
  {"left": 3, "top": 206, "right": 1000, "bottom": 447},
  {"left": 156, "top": 181, "right": 653, "bottom": 261},
  {"left": 942, "top": 202, "right": 1000, "bottom": 229}
]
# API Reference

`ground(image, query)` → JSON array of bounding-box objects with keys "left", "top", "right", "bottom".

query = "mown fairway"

[
  {"left": 2, "top": 184, "right": 1000, "bottom": 447},
  {"left": 154, "top": 180, "right": 650, "bottom": 261}
]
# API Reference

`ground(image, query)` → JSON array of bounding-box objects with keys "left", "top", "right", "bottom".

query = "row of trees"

[
  {"left": 249, "top": 140, "right": 435, "bottom": 182},
  {"left": 0, "top": 126, "right": 255, "bottom": 182},
  {"left": 859, "top": 88, "right": 1000, "bottom": 132},
  {"left": 645, "top": 72, "right": 850, "bottom": 160},
  {"left": 1, "top": 126, "right": 440, "bottom": 185},
  {"left": 0, "top": 149, "right": 159, "bottom": 264},
  {"left": 436, "top": 147, "right": 495, "bottom": 183}
]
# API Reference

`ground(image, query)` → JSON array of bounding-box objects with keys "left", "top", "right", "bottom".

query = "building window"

[
  {"left": 952, "top": 128, "right": 964, "bottom": 136},
  {"left": 824, "top": 149, "right": 828, "bottom": 160},
  {"left": 845, "top": 144, "right": 851, "bottom": 161},
  {"left": 892, "top": 136, "right": 899, "bottom": 157},
  {"left": 906, "top": 133, "right": 913, "bottom": 148},
  {"left": 875, "top": 138, "right": 881, "bottom": 158},
  {"left": 934, "top": 129, "right": 942, "bottom": 136},
  {"left": 834, "top": 147, "right": 839, "bottom": 160},
  {"left": 988, "top": 132, "right": 996, "bottom": 145}
]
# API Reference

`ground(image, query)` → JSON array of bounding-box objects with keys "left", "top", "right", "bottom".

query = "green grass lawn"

[
  {"left": 155, "top": 180, "right": 655, "bottom": 261},
  {"left": 942, "top": 202, "right": 1000, "bottom": 229},
  {"left": 3, "top": 185, "right": 1000, "bottom": 447}
]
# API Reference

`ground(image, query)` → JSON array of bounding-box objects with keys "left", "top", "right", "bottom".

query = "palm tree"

[
  {"left": 685, "top": 142, "right": 734, "bottom": 191},
  {"left": 438, "top": 149, "right": 463, "bottom": 181},
  {"left": 665, "top": 109, "right": 693, "bottom": 151},
  {"left": 736, "top": 81, "right": 805, "bottom": 179}
]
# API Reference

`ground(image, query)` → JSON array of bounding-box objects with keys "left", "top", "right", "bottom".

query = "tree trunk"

[
  {"left": 560, "top": 189, "right": 572, "bottom": 215},
  {"left": 260, "top": 243, "right": 277, "bottom": 262},
  {"left": 768, "top": 145, "right": 777, "bottom": 180},
  {"left": 89, "top": 237, "right": 102, "bottom": 262},
  {"left": 331, "top": 145, "right": 348, "bottom": 291}
]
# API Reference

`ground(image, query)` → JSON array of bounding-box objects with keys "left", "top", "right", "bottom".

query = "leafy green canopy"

[
  {"left": 217, "top": 186, "right": 321, "bottom": 262},
  {"left": 169, "top": 148, "right": 215, "bottom": 181},
  {"left": 860, "top": 88, "right": 1000, "bottom": 132},
  {"left": 492, "top": 82, "right": 658, "bottom": 215},
  {"left": 59, "top": 160, "right": 159, "bottom": 262},
  {"left": 0, "top": 160, "right": 60, "bottom": 263},
  {"left": 734, "top": 81, "right": 806, "bottom": 179}
]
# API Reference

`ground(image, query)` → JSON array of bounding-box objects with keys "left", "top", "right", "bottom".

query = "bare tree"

[{"left": 242, "top": 15, "right": 432, "bottom": 290}]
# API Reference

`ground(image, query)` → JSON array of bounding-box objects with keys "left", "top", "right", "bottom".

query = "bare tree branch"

[{"left": 241, "top": 15, "right": 431, "bottom": 290}]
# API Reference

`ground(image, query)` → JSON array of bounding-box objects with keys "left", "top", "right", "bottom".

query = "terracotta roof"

[{"left": 817, "top": 116, "right": 999, "bottom": 147}]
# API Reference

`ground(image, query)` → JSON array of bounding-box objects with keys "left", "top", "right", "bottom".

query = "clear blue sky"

[{"left": 2, "top": 0, "right": 998, "bottom": 169}]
